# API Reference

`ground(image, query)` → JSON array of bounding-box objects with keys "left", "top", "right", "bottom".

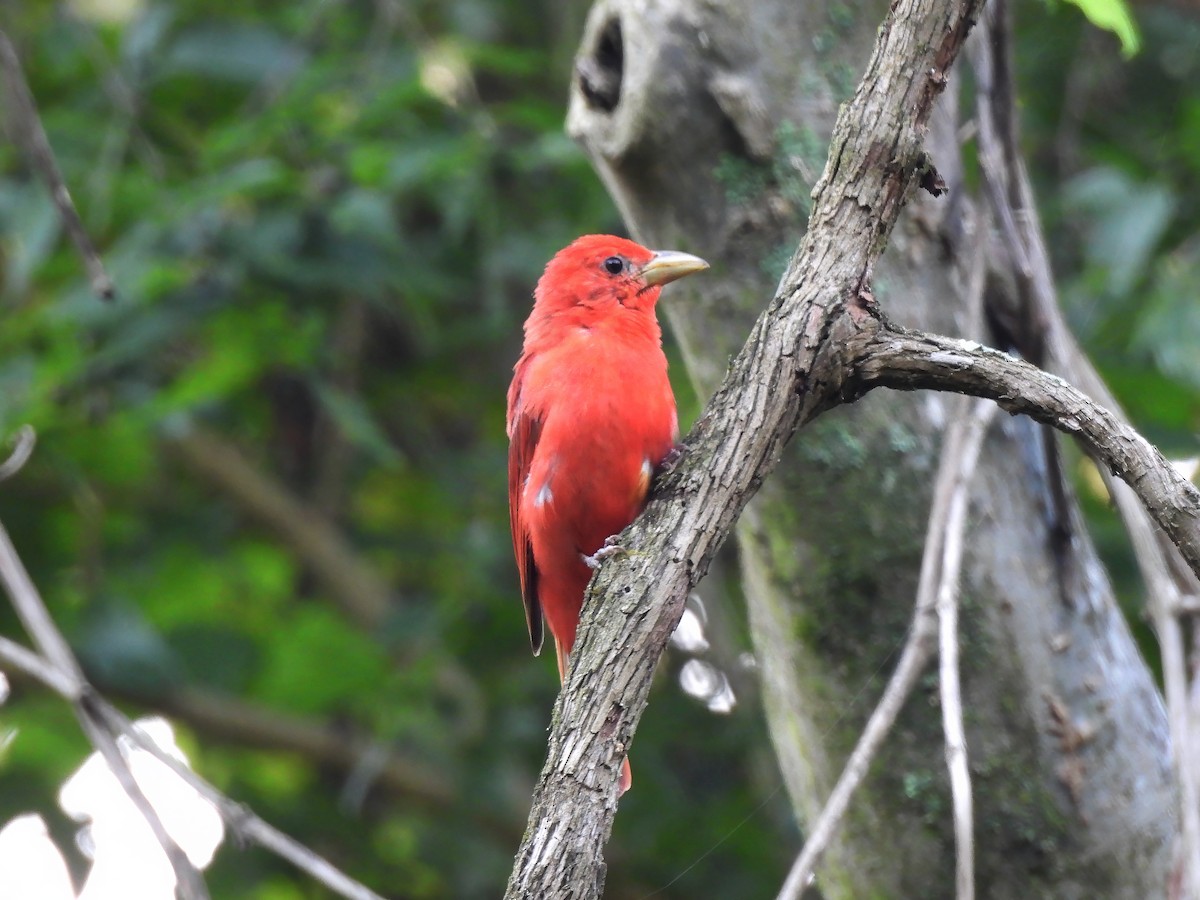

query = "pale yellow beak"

[{"left": 638, "top": 250, "right": 709, "bottom": 287}]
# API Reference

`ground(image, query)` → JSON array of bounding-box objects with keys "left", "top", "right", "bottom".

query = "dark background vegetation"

[{"left": 0, "top": 0, "right": 1197, "bottom": 896}]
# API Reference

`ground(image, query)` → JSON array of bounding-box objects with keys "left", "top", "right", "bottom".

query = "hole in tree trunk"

[{"left": 576, "top": 17, "right": 623, "bottom": 112}]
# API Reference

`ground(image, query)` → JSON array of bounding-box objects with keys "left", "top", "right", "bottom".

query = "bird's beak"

[{"left": 638, "top": 250, "right": 709, "bottom": 287}]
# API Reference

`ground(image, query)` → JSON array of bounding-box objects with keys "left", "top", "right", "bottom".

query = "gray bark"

[{"left": 503, "top": 0, "right": 1193, "bottom": 896}]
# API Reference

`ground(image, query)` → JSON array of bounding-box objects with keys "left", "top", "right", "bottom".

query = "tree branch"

[
  {"left": 0, "top": 28, "right": 114, "bottom": 301},
  {"left": 0, "top": 426, "right": 36, "bottom": 483},
  {"left": 849, "top": 327, "right": 1200, "bottom": 574},
  {"left": 938, "top": 405, "right": 991, "bottom": 900},
  {"left": 0, "top": 520, "right": 207, "bottom": 899},
  {"left": 0, "top": 636, "right": 391, "bottom": 900}
]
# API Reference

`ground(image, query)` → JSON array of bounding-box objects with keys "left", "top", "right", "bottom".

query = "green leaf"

[
  {"left": 1062, "top": 167, "right": 1174, "bottom": 298},
  {"left": 1061, "top": 0, "right": 1141, "bottom": 57}
]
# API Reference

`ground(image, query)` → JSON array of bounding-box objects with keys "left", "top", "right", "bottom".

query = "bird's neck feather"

[{"left": 524, "top": 305, "right": 662, "bottom": 354}]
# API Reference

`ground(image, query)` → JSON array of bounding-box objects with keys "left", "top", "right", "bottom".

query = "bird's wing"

[{"left": 507, "top": 377, "right": 544, "bottom": 655}]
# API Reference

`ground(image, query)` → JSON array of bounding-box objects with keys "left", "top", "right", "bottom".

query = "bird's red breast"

[{"left": 507, "top": 235, "right": 707, "bottom": 794}]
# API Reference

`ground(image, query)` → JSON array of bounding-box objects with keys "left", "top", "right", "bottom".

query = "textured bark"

[{"left": 503, "top": 0, "right": 1188, "bottom": 897}]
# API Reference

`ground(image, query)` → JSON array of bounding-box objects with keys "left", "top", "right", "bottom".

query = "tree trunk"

[{"left": 567, "top": 0, "right": 1175, "bottom": 896}]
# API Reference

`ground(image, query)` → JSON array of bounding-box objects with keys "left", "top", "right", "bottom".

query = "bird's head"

[{"left": 532, "top": 234, "right": 708, "bottom": 318}]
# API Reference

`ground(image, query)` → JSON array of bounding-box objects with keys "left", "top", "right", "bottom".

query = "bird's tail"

[
  {"left": 555, "top": 636, "right": 633, "bottom": 796},
  {"left": 555, "top": 635, "right": 568, "bottom": 682}
]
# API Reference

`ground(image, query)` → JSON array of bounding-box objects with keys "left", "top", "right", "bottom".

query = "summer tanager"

[{"left": 507, "top": 234, "right": 708, "bottom": 793}]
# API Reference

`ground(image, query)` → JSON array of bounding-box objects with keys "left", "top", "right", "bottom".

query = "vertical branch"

[
  {"left": 938, "top": 402, "right": 994, "bottom": 900},
  {"left": 939, "top": 206, "right": 990, "bottom": 900},
  {"left": 970, "top": 3, "right": 1200, "bottom": 889},
  {"left": 776, "top": 396, "right": 995, "bottom": 900}
]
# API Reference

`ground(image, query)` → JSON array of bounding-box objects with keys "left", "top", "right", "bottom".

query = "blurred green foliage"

[{"left": 0, "top": 0, "right": 1197, "bottom": 897}]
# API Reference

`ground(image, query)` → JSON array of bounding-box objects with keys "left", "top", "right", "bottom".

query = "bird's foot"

[
  {"left": 660, "top": 443, "right": 686, "bottom": 474},
  {"left": 582, "top": 535, "right": 625, "bottom": 570}
]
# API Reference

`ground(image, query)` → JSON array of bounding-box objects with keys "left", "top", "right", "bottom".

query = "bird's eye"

[{"left": 603, "top": 256, "right": 625, "bottom": 275}]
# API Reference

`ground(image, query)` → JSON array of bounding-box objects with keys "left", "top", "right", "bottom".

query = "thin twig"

[
  {"left": 0, "top": 28, "right": 114, "bottom": 301},
  {"left": 775, "top": 393, "right": 994, "bottom": 900},
  {"left": 0, "top": 627, "right": 391, "bottom": 900},
  {"left": 939, "top": 401, "right": 994, "bottom": 900},
  {"left": 77, "top": 705, "right": 212, "bottom": 899},
  {"left": 0, "top": 634, "right": 74, "bottom": 695},
  {"left": 0, "top": 520, "right": 386, "bottom": 900},
  {"left": 0, "top": 426, "right": 36, "bottom": 482},
  {"left": 0, "top": 519, "right": 208, "bottom": 899}
]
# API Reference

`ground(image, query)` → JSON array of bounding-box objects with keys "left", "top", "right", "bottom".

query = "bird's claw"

[
  {"left": 661, "top": 443, "right": 686, "bottom": 474},
  {"left": 582, "top": 535, "right": 625, "bottom": 570}
]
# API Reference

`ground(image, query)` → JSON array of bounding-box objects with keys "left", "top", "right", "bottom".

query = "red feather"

[{"left": 507, "top": 234, "right": 707, "bottom": 794}]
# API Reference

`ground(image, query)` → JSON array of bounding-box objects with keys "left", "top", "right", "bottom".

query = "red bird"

[{"left": 507, "top": 234, "right": 708, "bottom": 793}]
